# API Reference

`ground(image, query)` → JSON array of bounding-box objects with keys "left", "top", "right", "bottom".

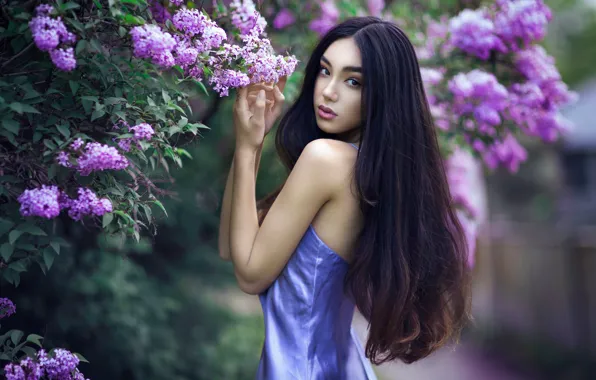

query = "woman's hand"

[
  {"left": 246, "top": 77, "right": 286, "bottom": 136},
  {"left": 234, "top": 83, "right": 285, "bottom": 151}
]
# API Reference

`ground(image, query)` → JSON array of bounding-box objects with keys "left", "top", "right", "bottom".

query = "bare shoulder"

[{"left": 299, "top": 139, "right": 358, "bottom": 189}]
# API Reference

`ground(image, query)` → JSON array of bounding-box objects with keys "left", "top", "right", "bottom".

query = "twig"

[{"left": 0, "top": 42, "right": 35, "bottom": 71}]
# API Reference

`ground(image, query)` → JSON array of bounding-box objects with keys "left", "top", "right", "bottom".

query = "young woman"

[{"left": 218, "top": 16, "right": 472, "bottom": 379}]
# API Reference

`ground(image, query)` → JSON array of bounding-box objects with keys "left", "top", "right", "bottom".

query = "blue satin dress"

[{"left": 256, "top": 143, "right": 377, "bottom": 380}]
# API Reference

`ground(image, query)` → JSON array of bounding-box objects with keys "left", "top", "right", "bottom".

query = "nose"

[{"left": 322, "top": 80, "right": 338, "bottom": 102}]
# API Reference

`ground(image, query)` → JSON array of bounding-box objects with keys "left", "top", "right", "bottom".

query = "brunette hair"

[{"left": 257, "top": 17, "right": 472, "bottom": 365}]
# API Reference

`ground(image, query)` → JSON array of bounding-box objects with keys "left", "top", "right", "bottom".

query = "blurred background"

[{"left": 2, "top": 0, "right": 596, "bottom": 379}]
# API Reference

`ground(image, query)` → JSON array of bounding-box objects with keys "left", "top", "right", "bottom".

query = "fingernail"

[{"left": 258, "top": 89, "right": 265, "bottom": 98}]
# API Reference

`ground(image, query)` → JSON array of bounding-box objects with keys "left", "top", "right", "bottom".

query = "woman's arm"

[
  {"left": 229, "top": 139, "right": 344, "bottom": 294},
  {"left": 217, "top": 143, "right": 263, "bottom": 261}
]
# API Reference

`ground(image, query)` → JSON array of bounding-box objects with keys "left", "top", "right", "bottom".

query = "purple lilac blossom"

[
  {"left": 309, "top": 0, "right": 339, "bottom": 36},
  {"left": 57, "top": 151, "right": 71, "bottom": 167},
  {"left": 71, "top": 138, "right": 84, "bottom": 150},
  {"left": 448, "top": 8, "right": 507, "bottom": 60},
  {"left": 0, "top": 298, "right": 16, "bottom": 319},
  {"left": 18, "top": 185, "right": 61, "bottom": 219},
  {"left": 29, "top": 5, "right": 77, "bottom": 71},
  {"left": 169, "top": 0, "right": 184, "bottom": 5},
  {"left": 149, "top": 0, "right": 172, "bottom": 23},
  {"left": 130, "top": 24, "right": 177, "bottom": 67},
  {"left": 3, "top": 364, "right": 25, "bottom": 380},
  {"left": 172, "top": 8, "right": 207, "bottom": 37},
  {"left": 482, "top": 134, "right": 528, "bottom": 172},
  {"left": 67, "top": 188, "right": 112, "bottom": 221},
  {"left": 273, "top": 8, "right": 296, "bottom": 30},
  {"left": 77, "top": 142, "right": 129, "bottom": 176},
  {"left": 494, "top": 0, "right": 552, "bottom": 51},
  {"left": 118, "top": 138, "right": 133, "bottom": 152},
  {"left": 230, "top": 0, "right": 267, "bottom": 36},
  {"left": 49, "top": 47, "right": 76, "bottom": 71},
  {"left": 448, "top": 70, "right": 509, "bottom": 135},
  {"left": 367, "top": 0, "right": 385, "bottom": 17},
  {"left": 209, "top": 69, "right": 250, "bottom": 96},
  {"left": 131, "top": 123, "right": 155, "bottom": 140}
]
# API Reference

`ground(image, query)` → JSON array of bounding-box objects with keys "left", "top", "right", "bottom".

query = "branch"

[{"left": 0, "top": 42, "right": 35, "bottom": 72}]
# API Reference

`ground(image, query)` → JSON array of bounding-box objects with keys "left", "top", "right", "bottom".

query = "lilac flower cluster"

[
  {"left": 77, "top": 142, "right": 129, "bottom": 176},
  {"left": 448, "top": 0, "right": 552, "bottom": 59},
  {"left": 17, "top": 185, "right": 112, "bottom": 221},
  {"left": 504, "top": 45, "right": 577, "bottom": 142},
  {"left": 309, "top": 0, "right": 340, "bottom": 36},
  {"left": 130, "top": 123, "right": 155, "bottom": 141},
  {"left": 229, "top": 0, "right": 267, "bottom": 36},
  {"left": 448, "top": 9, "right": 507, "bottom": 60},
  {"left": 140, "top": 2, "right": 297, "bottom": 96},
  {"left": 0, "top": 297, "right": 16, "bottom": 319},
  {"left": 17, "top": 185, "right": 65, "bottom": 219},
  {"left": 29, "top": 5, "right": 77, "bottom": 71},
  {"left": 273, "top": 9, "right": 296, "bottom": 30},
  {"left": 110, "top": 121, "right": 155, "bottom": 152},
  {"left": 448, "top": 70, "right": 509, "bottom": 135},
  {"left": 57, "top": 138, "right": 129, "bottom": 175},
  {"left": 494, "top": 0, "right": 552, "bottom": 51},
  {"left": 130, "top": 24, "right": 177, "bottom": 67},
  {"left": 4, "top": 349, "right": 88, "bottom": 380},
  {"left": 149, "top": 0, "right": 172, "bottom": 24},
  {"left": 66, "top": 188, "right": 113, "bottom": 221}
]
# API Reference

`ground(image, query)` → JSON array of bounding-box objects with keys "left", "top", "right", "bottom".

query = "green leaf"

[
  {"left": 153, "top": 200, "right": 168, "bottom": 217},
  {"left": 56, "top": 123, "right": 70, "bottom": 138},
  {"left": 114, "top": 210, "right": 135, "bottom": 225},
  {"left": 102, "top": 213, "right": 114, "bottom": 228},
  {"left": 18, "top": 223, "right": 47, "bottom": 236},
  {"left": 2, "top": 119, "right": 19, "bottom": 134},
  {"left": 9, "top": 102, "right": 39, "bottom": 114},
  {"left": 69, "top": 80, "right": 80, "bottom": 95},
  {"left": 8, "top": 260, "right": 27, "bottom": 272},
  {"left": 176, "top": 148, "right": 192, "bottom": 159},
  {"left": 60, "top": 2, "right": 80, "bottom": 11},
  {"left": 8, "top": 230, "right": 24, "bottom": 245},
  {"left": 194, "top": 80, "right": 209, "bottom": 96},
  {"left": 43, "top": 139, "right": 57, "bottom": 150},
  {"left": 162, "top": 89, "right": 171, "bottom": 103},
  {"left": 10, "top": 330, "right": 23, "bottom": 345},
  {"left": 69, "top": 18, "right": 85, "bottom": 34},
  {"left": 43, "top": 246, "right": 55, "bottom": 270},
  {"left": 26, "top": 334, "right": 44, "bottom": 348},
  {"left": 50, "top": 241, "right": 61, "bottom": 255},
  {"left": 91, "top": 109, "right": 105, "bottom": 121},
  {"left": 74, "top": 352, "right": 90, "bottom": 363},
  {"left": 0, "top": 243, "right": 14, "bottom": 261},
  {"left": 48, "top": 163, "right": 57, "bottom": 180},
  {"left": 0, "top": 218, "right": 15, "bottom": 237}
]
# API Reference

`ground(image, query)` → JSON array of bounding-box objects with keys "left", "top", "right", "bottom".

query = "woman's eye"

[
  {"left": 347, "top": 78, "right": 361, "bottom": 87},
  {"left": 319, "top": 67, "right": 330, "bottom": 76}
]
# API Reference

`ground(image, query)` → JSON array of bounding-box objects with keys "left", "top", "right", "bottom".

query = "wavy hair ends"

[{"left": 257, "top": 17, "right": 472, "bottom": 365}]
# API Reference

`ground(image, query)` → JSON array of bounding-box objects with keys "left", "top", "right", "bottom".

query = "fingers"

[
  {"left": 249, "top": 89, "right": 266, "bottom": 125},
  {"left": 277, "top": 76, "right": 288, "bottom": 93},
  {"left": 247, "top": 94, "right": 274, "bottom": 104},
  {"left": 271, "top": 85, "right": 285, "bottom": 117},
  {"left": 235, "top": 86, "right": 249, "bottom": 115}
]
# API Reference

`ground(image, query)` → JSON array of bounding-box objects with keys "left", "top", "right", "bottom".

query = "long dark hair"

[{"left": 257, "top": 17, "right": 472, "bottom": 365}]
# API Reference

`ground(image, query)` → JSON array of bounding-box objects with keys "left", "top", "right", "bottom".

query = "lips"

[{"left": 318, "top": 105, "right": 337, "bottom": 116}]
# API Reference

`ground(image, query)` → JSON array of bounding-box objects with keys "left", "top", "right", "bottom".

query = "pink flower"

[{"left": 273, "top": 8, "right": 296, "bottom": 30}]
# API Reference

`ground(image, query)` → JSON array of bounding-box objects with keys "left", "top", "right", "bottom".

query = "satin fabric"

[{"left": 256, "top": 224, "right": 377, "bottom": 379}]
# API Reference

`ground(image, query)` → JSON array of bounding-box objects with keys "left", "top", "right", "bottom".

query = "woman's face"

[{"left": 313, "top": 37, "right": 363, "bottom": 140}]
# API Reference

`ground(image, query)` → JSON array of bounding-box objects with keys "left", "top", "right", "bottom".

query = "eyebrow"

[{"left": 321, "top": 56, "right": 362, "bottom": 73}]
